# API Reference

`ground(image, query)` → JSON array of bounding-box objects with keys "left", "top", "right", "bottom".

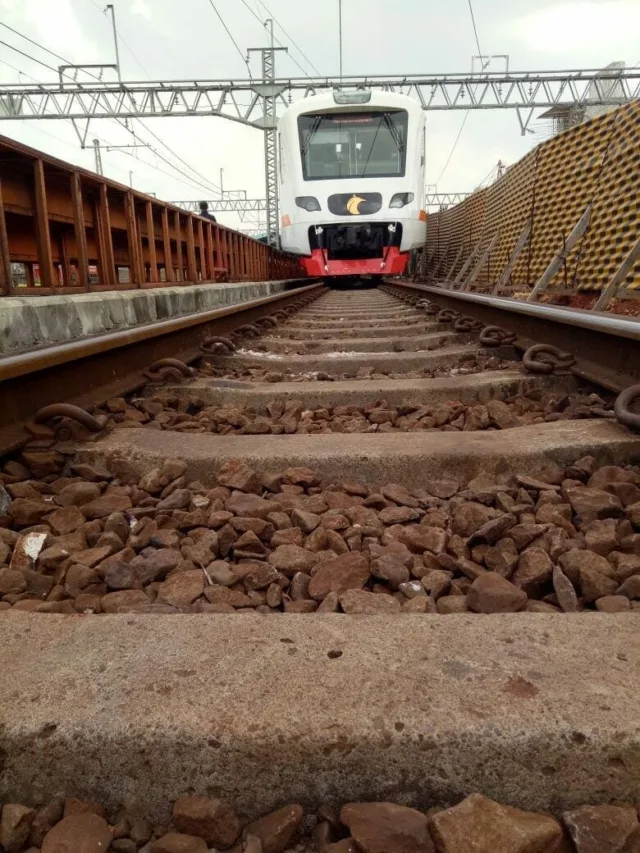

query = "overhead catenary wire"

[
  {"left": 238, "top": 0, "right": 316, "bottom": 78},
  {"left": 205, "top": 0, "right": 253, "bottom": 79},
  {"left": 0, "top": 55, "right": 227, "bottom": 195},
  {"left": 252, "top": 0, "right": 322, "bottom": 76},
  {"left": 434, "top": 0, "right": 484, "bottom": 183},
  {"left": 0, "top": 19, "right": 222, "bottom": 197},
  {"left": 466, "top": 0, "right": 483, "bottom": 62}
]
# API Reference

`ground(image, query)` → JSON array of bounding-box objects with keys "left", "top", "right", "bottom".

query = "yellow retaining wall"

[{"left": 425, "top": 100, "right": 640, "bottom": 295}]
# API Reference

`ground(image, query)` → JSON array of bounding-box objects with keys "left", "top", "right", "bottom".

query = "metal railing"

[{"left": 0, "top": 135, "right": 303, "bottom": 297}]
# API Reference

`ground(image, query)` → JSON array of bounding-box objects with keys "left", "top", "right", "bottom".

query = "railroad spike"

[
  {"left": 614, "top": 384, "right": 640, "bottom": 431},
  {"left": 479, "top": 326, "right": 517, "bottom": 347},
  {"left": 34, "top": 404, "right": 108, "bottom": 442},
  {"left": 144, "top": 358, "right": 195, "bottom": 384},
  {"left": 522, "top": 344, "right": 576, "bottom": 374},
  {"left": 201, "top": 336, "right": 236, "bottom": 355}
]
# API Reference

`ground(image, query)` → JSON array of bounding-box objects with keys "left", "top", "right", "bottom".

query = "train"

[{"left": 278, "top": 90, "right": 427, "bottom": 282}]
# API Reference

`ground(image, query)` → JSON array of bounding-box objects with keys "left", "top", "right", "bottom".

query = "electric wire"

[
  {"left": 205, "top": 0, "right": 253, "bottom": 78},
  {"left": 0, "top": 56, "right": 224, "bottom": 195},
  {"left": 466, "top": 0, "right": 483, "bottom": 62},
  {"left": 435, "top": 112, "right": 470, "bottom": 183},
  {"left": 0, "top": 21, "right": 222, "bottom": 196},
  {"left": 434, "top": 0, "right": 484, "bottom": 183},
  {"left": 238, "top": 0, "right": 315, "bottom": 78},
  {"left": 253, "top": 0, "right": 322, "bottom": 75}
]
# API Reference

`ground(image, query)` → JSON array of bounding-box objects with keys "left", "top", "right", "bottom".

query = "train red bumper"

[{"left": 301, "top": 247, "right": 408, "bottom": 278}]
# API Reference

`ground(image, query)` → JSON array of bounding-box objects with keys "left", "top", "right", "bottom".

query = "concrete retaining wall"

[{"left": 0, "top": 281, "right": 292, "bottom": 356}]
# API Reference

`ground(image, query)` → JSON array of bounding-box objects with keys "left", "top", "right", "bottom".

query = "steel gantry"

[
  {"left": 2, "top": 68, "right": 638, "bottom": 126},
  {"left": 172, "top": 192, "right": 470, "bottom": 214},
  {"left": 1, "top": 66, "right": 638, "bottom": 248},
  {"left": 172, "top": 198, "right": 267, "bottom": 213}
]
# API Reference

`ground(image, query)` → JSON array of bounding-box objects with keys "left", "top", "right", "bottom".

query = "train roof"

[{"left": 279, "top": 90, "right": 422, "bottom": 121}]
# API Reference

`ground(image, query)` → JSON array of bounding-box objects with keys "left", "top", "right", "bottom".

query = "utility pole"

[
  {"left": 93, "top": 138, "right": 103, "bottom": 175},
  {"left": 220, "top": 167, "right": 224, "bottom": 196},
  {"left": 248, "top": 21, "right": 287, "bottom": 248},
  {"left": 106, "top": 5, "right": 123, "bottom": 84}
]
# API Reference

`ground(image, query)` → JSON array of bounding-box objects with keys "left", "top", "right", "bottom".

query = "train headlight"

[
  {"left": 389, "top": 192, "right": 415, "bottom": 209},
  {"left": 295, "top": 196, "right": 322, "bottom": 212}
]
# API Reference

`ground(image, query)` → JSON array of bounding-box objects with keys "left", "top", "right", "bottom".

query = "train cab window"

[{"left": 298, "top": 110, "right": 408, "bottom": 181}]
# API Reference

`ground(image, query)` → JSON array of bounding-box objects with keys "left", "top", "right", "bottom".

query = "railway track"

[{"left": 1, "top": 284, "right": 640, "bottom": 851}]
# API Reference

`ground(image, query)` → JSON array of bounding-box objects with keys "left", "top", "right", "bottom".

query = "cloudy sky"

[{"left": 0, "top": 0, "right": 638, "bottom": 231}]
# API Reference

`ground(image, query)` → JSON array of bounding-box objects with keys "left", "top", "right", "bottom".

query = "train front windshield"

[{"left": 298, "top": 110, "right": 408, "bottom": 181}]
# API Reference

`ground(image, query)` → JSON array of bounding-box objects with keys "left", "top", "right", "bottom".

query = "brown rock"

[
  {"left": 28, "top": 799, "right": 64, "bottom": 847},
  {"left": 284, "top": 599, "right": 318, "bottom": 613},
  {"left": 512, "top": 548, "right": 553, "bottom": 596},
  {"left": 172, "top": 795, "right": 240, "bottom": 847},
  {"left": 467, "top": 514, "right": 517, "bottom": 547},
  {"left": 63, "top": 798, "right": 105, "bottom": 818},
  {"left": 131, "top": 549, "right": 182, "bottom": 585},
  {"left": 268, "top": 544, "right": 316, "bottom": 576},
  {"left": 404, "top": 526, "right": 447, "bottom": 555},
  {"left": 226, "top": 492, "right": 280, "bottom": 519},
  {"left": 487, "top": 399, "right": 520, "bottom": 429},
  {"left": 217, "top": 459, "right": 262, "bottom": 494},
  {"left": 467, "top": 573, "right": 528, "bottom": 614},
  {"left": 339, "top": 589, "right": 402, "bottom": 614},
  {"left": 21, "top": 449, "right": 63, "bottom": 477},
  {"left": 429, "top": 793, "right": 566, "bottom": 853},
  {"left": 82, "top": 494, "right": 133, "bottom": 519},
  {"left": 245, "top": 804, "right": 304, "bottom": 853},
  {"left": 565, "top": 486, "right": 623, "bottom": 518},
  {"left": 41, "top": 813, "right": 112, "bottom": 853},
  {"left": 0, "top": 567, "right": 27, "bottom": 595},
  {"left": 509, "top": 523, "right": 549, "bottom": 550},
  {"left": 484, "top": 538, "right": 519, "bottom": 577},
  {"left": 341, "top": 802, "right": 433, "bottom": 853},
  {"left": 563, "top": 804, "right": 640, "bottom": 853},
  {"left": 317, "top": 591, "right": 340, "bottom": 612},
  {"left": 583, "top": 519, "right": 619, "bottom": 556},
  {"left": 309, "top": 552, "right": 370, "bottom": 600},
  {"left": 381, "top": 484, "right": 419, "bottom": 507},
  {"left": 104, "top": 561, "right": 138, "bottom": 591},
  {"left": 379, "top": 506, "right": 421, "bottom": 525},
  {"left": 370, "top": 555, "right": 410, "bottom": 589},
  {"left": 158, "top": 570, "right": 204, "bottom": 606},
  {"left": 0, "top": 803, "right": 35, "bottom": 853},
  {"left": 9, "top": 498, "right": 53, "bottom": 527},
  {"left": 617, "top": 575, "right": 640, "bottom": 599},
  {"left": 421, "top": 570, "right": 451, "bottom": 599},
  {"left": 451, "top": 503, "right": 499, "bottom": 537},
  {"left": 437, "top": 595, "right": 469, "bottom": 614},
  {"left": 46, "top": 505, "right": 86, "bottom": 535},
  {"left": 151, "top": 833, "right": 208, "bottom": 853},
  {"left": 100, "top": 589, "right": 149, "bottom": 613},
  {"left": 579, "top": 565, "right": 618, "bottom": 602},
  {"left": 55, "top": 481, "right": 101, "bottom": 507},
  {"left": 595, "top": 595, "right": 631, "bottom": 612},
  {"left": 454, "top": 557, "right": 486, "bottom": 581},
  {"left": 559, "top": 549, "right": 614, "bottom": 585},
  {"left": 243, "top": 562, "right": 279, "bottom": 590},
  {"left": 553, "top": 567, "right": 580, "bottom": 613}
]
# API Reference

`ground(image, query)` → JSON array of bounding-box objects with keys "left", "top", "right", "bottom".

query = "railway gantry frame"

[{"left": 1, "top": 66, "right": 638, "bottom": 251}]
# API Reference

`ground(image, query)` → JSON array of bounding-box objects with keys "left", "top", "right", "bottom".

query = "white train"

[{"left": 278, "top": 90, "right": 427, "bottom": 281}]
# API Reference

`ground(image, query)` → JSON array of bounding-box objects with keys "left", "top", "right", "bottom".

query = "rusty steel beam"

[{"left": 0, "top": 133, "right": 303, "bottom": 296}]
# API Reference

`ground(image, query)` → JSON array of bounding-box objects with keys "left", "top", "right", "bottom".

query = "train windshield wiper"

[
  {"left": 300, "top": 116, "right": 323, "bottom": 157},
  {"left": 382, "top": 113, "right": 405, "bottom": 156}
]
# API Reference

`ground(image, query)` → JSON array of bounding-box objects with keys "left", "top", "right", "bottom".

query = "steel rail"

[
  {"left": 386, "top": 281, "right": 640, "bottom": 393},
  {"left": 0, "top": 281, "right": 324, "bottom": 455}
]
